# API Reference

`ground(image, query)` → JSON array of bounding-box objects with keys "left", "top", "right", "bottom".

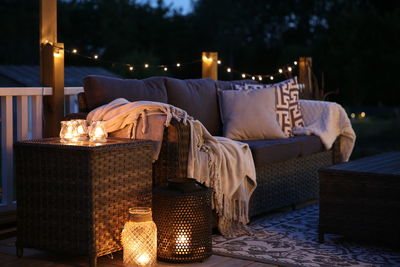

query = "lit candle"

[
  {"left": 176, "top": 231, "right": 190, "bottom": 255},
  {"left": 89, "top": 121, "right": 107, "bottom": 142},
  {"left": 137, "top": 253, "right": 150, "bottom": 265}
]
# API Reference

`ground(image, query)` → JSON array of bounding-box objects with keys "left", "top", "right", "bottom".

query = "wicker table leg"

[
  {"left": 89, "top": 255, "right": 97, "bottom": 267},
  {"left": 318, "top": 230, "right": 324, "bottom": 243},
  {"left": 16, "top": 246, "right": 23, "bottom": 258}
]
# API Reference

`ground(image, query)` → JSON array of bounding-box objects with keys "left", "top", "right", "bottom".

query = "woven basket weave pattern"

[{"left": 15, "top": 139, "right": 153, "bottom": 260}]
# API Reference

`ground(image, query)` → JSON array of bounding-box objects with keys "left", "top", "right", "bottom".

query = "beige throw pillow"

[
  {"left": 245, "top": 77, "right": 305, "bottom": 136},
  {"left": 219, "top": 87, "right": 287, "bottom": 140}
]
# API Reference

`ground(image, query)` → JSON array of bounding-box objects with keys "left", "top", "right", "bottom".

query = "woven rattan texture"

[
  {"left": 319, "top": 152, "right": 400, "bottom": 244},
  {"left": 153, "top": 188, "right": 212, "bottom": 263},
  {"left": 153, "top": 119, "right": 339, "bottom": 218},
  {"left": 15, "top": 139, "right": 153, "bottom": 260},
  {"left": 153, "top": 119, "right": 190, "bottom": 187},
  {"left": 248, "top": 149, "right": 333, "bottom": 217}
]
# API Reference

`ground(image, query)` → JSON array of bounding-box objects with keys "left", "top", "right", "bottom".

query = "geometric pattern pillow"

[{"left": 245, "top": 77, "right": 304, "bottom": 136}]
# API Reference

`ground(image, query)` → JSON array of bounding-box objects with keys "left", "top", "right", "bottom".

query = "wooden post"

[
  {"left": 40, "top": 0, "right": 64, "bottom": 137},
  {"left": 202, "top": 52, "right": 218, "bottom": 80},
  {"left": 298, "top": 57, "right": 313, "bottom": 99}
]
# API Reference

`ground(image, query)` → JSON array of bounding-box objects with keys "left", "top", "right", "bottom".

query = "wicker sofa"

[{"left": 68, "top": 75, "right": 341, "bottom": 218}]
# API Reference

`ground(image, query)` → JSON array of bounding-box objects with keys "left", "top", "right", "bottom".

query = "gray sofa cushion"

[
  {"left": 241, "top": 135, "right": 325, "bottom": 167},
  {"left": 165, "top": 78, "right": 222, "bottom": 136},
  {"left": 83, "top": 75, "right": 168, "bottom": 111}
]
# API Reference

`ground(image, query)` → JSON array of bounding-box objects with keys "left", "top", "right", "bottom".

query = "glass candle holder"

[
  {"left": 60, "top": 120, "right": 79, "bottom": 142},
  {"left": 121, "top": 207, "right": 157, "bottom": 267},
  {"left": 89, "top": 121, "right": 107, "bottom": 143},
  {"left": 75, "top": 119, "right": 89, "bottom": 141}
]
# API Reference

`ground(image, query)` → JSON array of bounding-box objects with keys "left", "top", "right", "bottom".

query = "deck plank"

[{"left": 0, "top": 237, "right": 277, "bottom": 267}]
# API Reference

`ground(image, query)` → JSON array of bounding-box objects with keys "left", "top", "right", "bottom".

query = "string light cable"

[
  {"left": 50, "top": 43, "right": 201, "bottom": 72},
  {"left": 49, "top": 42, "right": 299, "bottom": 79}
]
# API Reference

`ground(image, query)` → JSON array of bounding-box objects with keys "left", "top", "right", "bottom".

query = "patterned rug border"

[
  {"left": 212, "top": 204, "right": 400, "bottom": 267},
  {"left": 212, "top": 250, "right": 298, "bottom": 267}
]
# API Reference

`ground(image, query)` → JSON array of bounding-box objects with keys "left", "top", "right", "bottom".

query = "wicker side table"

[
  {"left": 319, "top": 152, "right": 400, "bottom": 245},
  {"left": 14, "top": 138, "right": 153, "bottom": 267}
]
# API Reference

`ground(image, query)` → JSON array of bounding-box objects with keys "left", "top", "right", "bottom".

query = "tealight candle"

[{"left": 89, "top": 121, "right": 107, "bottom": 143}]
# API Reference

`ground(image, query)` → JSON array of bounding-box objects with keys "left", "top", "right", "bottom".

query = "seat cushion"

[
  {"left": 165, "top": 78, "right": 222, "bottom": 136},
  {"left": 84, "top": 75, "right": 168, "bottom": 111},
  {"left": 241, "top": 135, "right": 325, "bottom": 167}
]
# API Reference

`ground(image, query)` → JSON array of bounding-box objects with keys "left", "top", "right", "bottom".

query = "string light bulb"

[
  {"left": 258, "top": 76, "right": 262, "bottom": 81},
  {"left": 288, "top": 67, "right": 292, "bottom": 72},
  {"left": 53, "top": 50, "right": 61, "bottom": 58},
  {"left": 270, "top": 76, "right": 274, "bottom": 80},
  {"left": 164, "top": 67, "right": 168, "bottom": 71},
  {"left": 252, "top": 76, "right": 255, "bottom": 80},
  {"left": 360, "top": 112, "right": 366, "bottom": 118},
  {"left": 294, "top": 61, "right": 298, "bottom": 65},
  {"left": 278, "top": 68, "right": 283, "bottom": 73},
  {"left": 144, "top": 63, "right": 149, "bottom": 68},
  {"left": 176, "top": 63, "right": 181, "bottom": 67},
  {"left": 93, "top": 54, "right": 99, "bottom": 60},
  {"left": 202, "top": 56, "right": 213, "bottom": 62},
  {"left": 72, "top": 49, "right": 78, "bottom": 54},
  {"left": 227, "top": 67, "right": 231, "bottom": 73},
  {"left": 129, "top": 66, "right": 134, "bottom": 71},
  {"left": 217, "top": 60, "right": 221, "bottom": 65},
  {"left": 241, "top": 74, "right": 246, "bottom": 78}
]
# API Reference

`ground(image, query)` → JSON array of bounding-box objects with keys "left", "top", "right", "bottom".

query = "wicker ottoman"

[
  {"left": 15, "top": 138, "right": 153, "bottom": 267},
  {"left": 318, "top": 152, "right": 400, "bottom": 245}
]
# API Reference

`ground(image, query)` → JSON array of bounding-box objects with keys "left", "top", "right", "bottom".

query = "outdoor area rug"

[{"left": 212, "top": 204, "right": 400, "bottom": 267}]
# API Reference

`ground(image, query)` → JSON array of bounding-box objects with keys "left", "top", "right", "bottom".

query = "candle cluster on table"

[{"left": 59, "top": 120, "right": 107, "bottom": 143}]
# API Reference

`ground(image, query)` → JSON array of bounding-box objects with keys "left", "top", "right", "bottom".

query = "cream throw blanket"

[
  {"left": 293, "top": 100, "right": 356, "bottom": 162},
  {"left": 87, "top": 98, "right": 257, "bottom": 237}
]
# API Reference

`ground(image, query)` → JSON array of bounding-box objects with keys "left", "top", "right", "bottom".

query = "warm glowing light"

[
  {"left": 242, "top": 74, "right": 246, "bottom": 78},
  {"left": 279, "top": 68, "right": 283, "bottom": 73},
  {"left": 288, "top": 66, "right": 292, "bottom": 72},
  {"left": 94, "top": 127, "right": 103, "bottom": 137},
  {"left": 89, "top": 121, "right": 107, "bottom": 142},
  {"left": 53, "top": 51, "right": 61, "bottom": 58},
  {"left": 122, "top": 208, "right": 157, "bottom": 267},
  {"left": 137, "top": 253, "right": 150, "bottom": 265},
  {"left": 227, "top": 68, "right": 231, "bottom": 73},
  {"left": 351, "top": 113, "right": 356, "bottom": 119},
  {"left": 217, "top": 60, "right": 221, "bottom": 64},
  {"left": 252, "top": 76, "right": 255, "bottom": 80},
  {"left": 144, "top": 63, "right": 149, "bottom": 68},
  {"left": 360, "top": 112, "right": 366, "bottom": 118},
  {"left": 129, "top": 66, "right": 134, "bottom": 71},
  {"left": 202, "top": 56, "right": 213, "bottom": 63},
  {"left": 258, "top": 76, "right": 262, "bottom": 81},
  {"left": 176, "top": 63, "right": 181, "bottom": 67},
  {"left": 270, "top": 76, "right": 274, "bottom": 80},
  {"left": 93, "top": 54, "right": 99, "bottom": 59},
  {"left": 176, "top": 233, "right": 190, "bottom": 255},
  {"left": 72, "top": 49, "right": 78, "bottom": 54},
  {"left": 45, "top": 40, "right": 49, "bottom": 44},
  {"left": 164, "top": 67, "right": 168, "bottom": 71},
  {"left": 294, "top": 61, "right": 298, "bottom": 65}
]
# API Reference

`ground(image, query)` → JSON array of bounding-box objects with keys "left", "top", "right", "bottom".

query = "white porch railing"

[{"left": 0, "top": 87, "right": 84, "bottom": 212}]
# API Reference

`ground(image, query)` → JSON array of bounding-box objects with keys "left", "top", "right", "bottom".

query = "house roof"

[{"left": 0, "top": 65, "right": 120, "bottom": 87}]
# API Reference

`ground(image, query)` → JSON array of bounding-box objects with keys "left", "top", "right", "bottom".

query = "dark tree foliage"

[{"left": 1, "top": 0, "right": 399, "bottom": 105}]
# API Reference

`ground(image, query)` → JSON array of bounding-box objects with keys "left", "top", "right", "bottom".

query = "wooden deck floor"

[{"left": 0, "top": 237, "right": 277, "bottom": 267}]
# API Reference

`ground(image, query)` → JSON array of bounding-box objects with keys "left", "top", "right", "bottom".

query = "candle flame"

[{"left": 137, "top": 253, "right": 150, "bottom": 265}]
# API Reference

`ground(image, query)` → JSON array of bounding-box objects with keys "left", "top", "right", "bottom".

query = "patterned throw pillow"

[{"left": 245, "top": 77, "right": 304, "bottom": 136}]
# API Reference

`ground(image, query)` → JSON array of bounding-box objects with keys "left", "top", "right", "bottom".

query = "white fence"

[{"left": 0, "top": 87, "right": 83, "bottom": 212}]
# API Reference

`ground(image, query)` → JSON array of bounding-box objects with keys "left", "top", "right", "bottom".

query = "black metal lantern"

[{"left": 153, "top": 178, "right": 212, "bottom": 263}]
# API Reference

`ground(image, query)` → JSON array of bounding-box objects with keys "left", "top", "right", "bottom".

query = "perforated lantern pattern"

[
  {"left": 153, "top": 179, "right": 212, "bottom": 263},
  {"left": 121, "top": 208, "right": 157, "bottom": 267}
]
